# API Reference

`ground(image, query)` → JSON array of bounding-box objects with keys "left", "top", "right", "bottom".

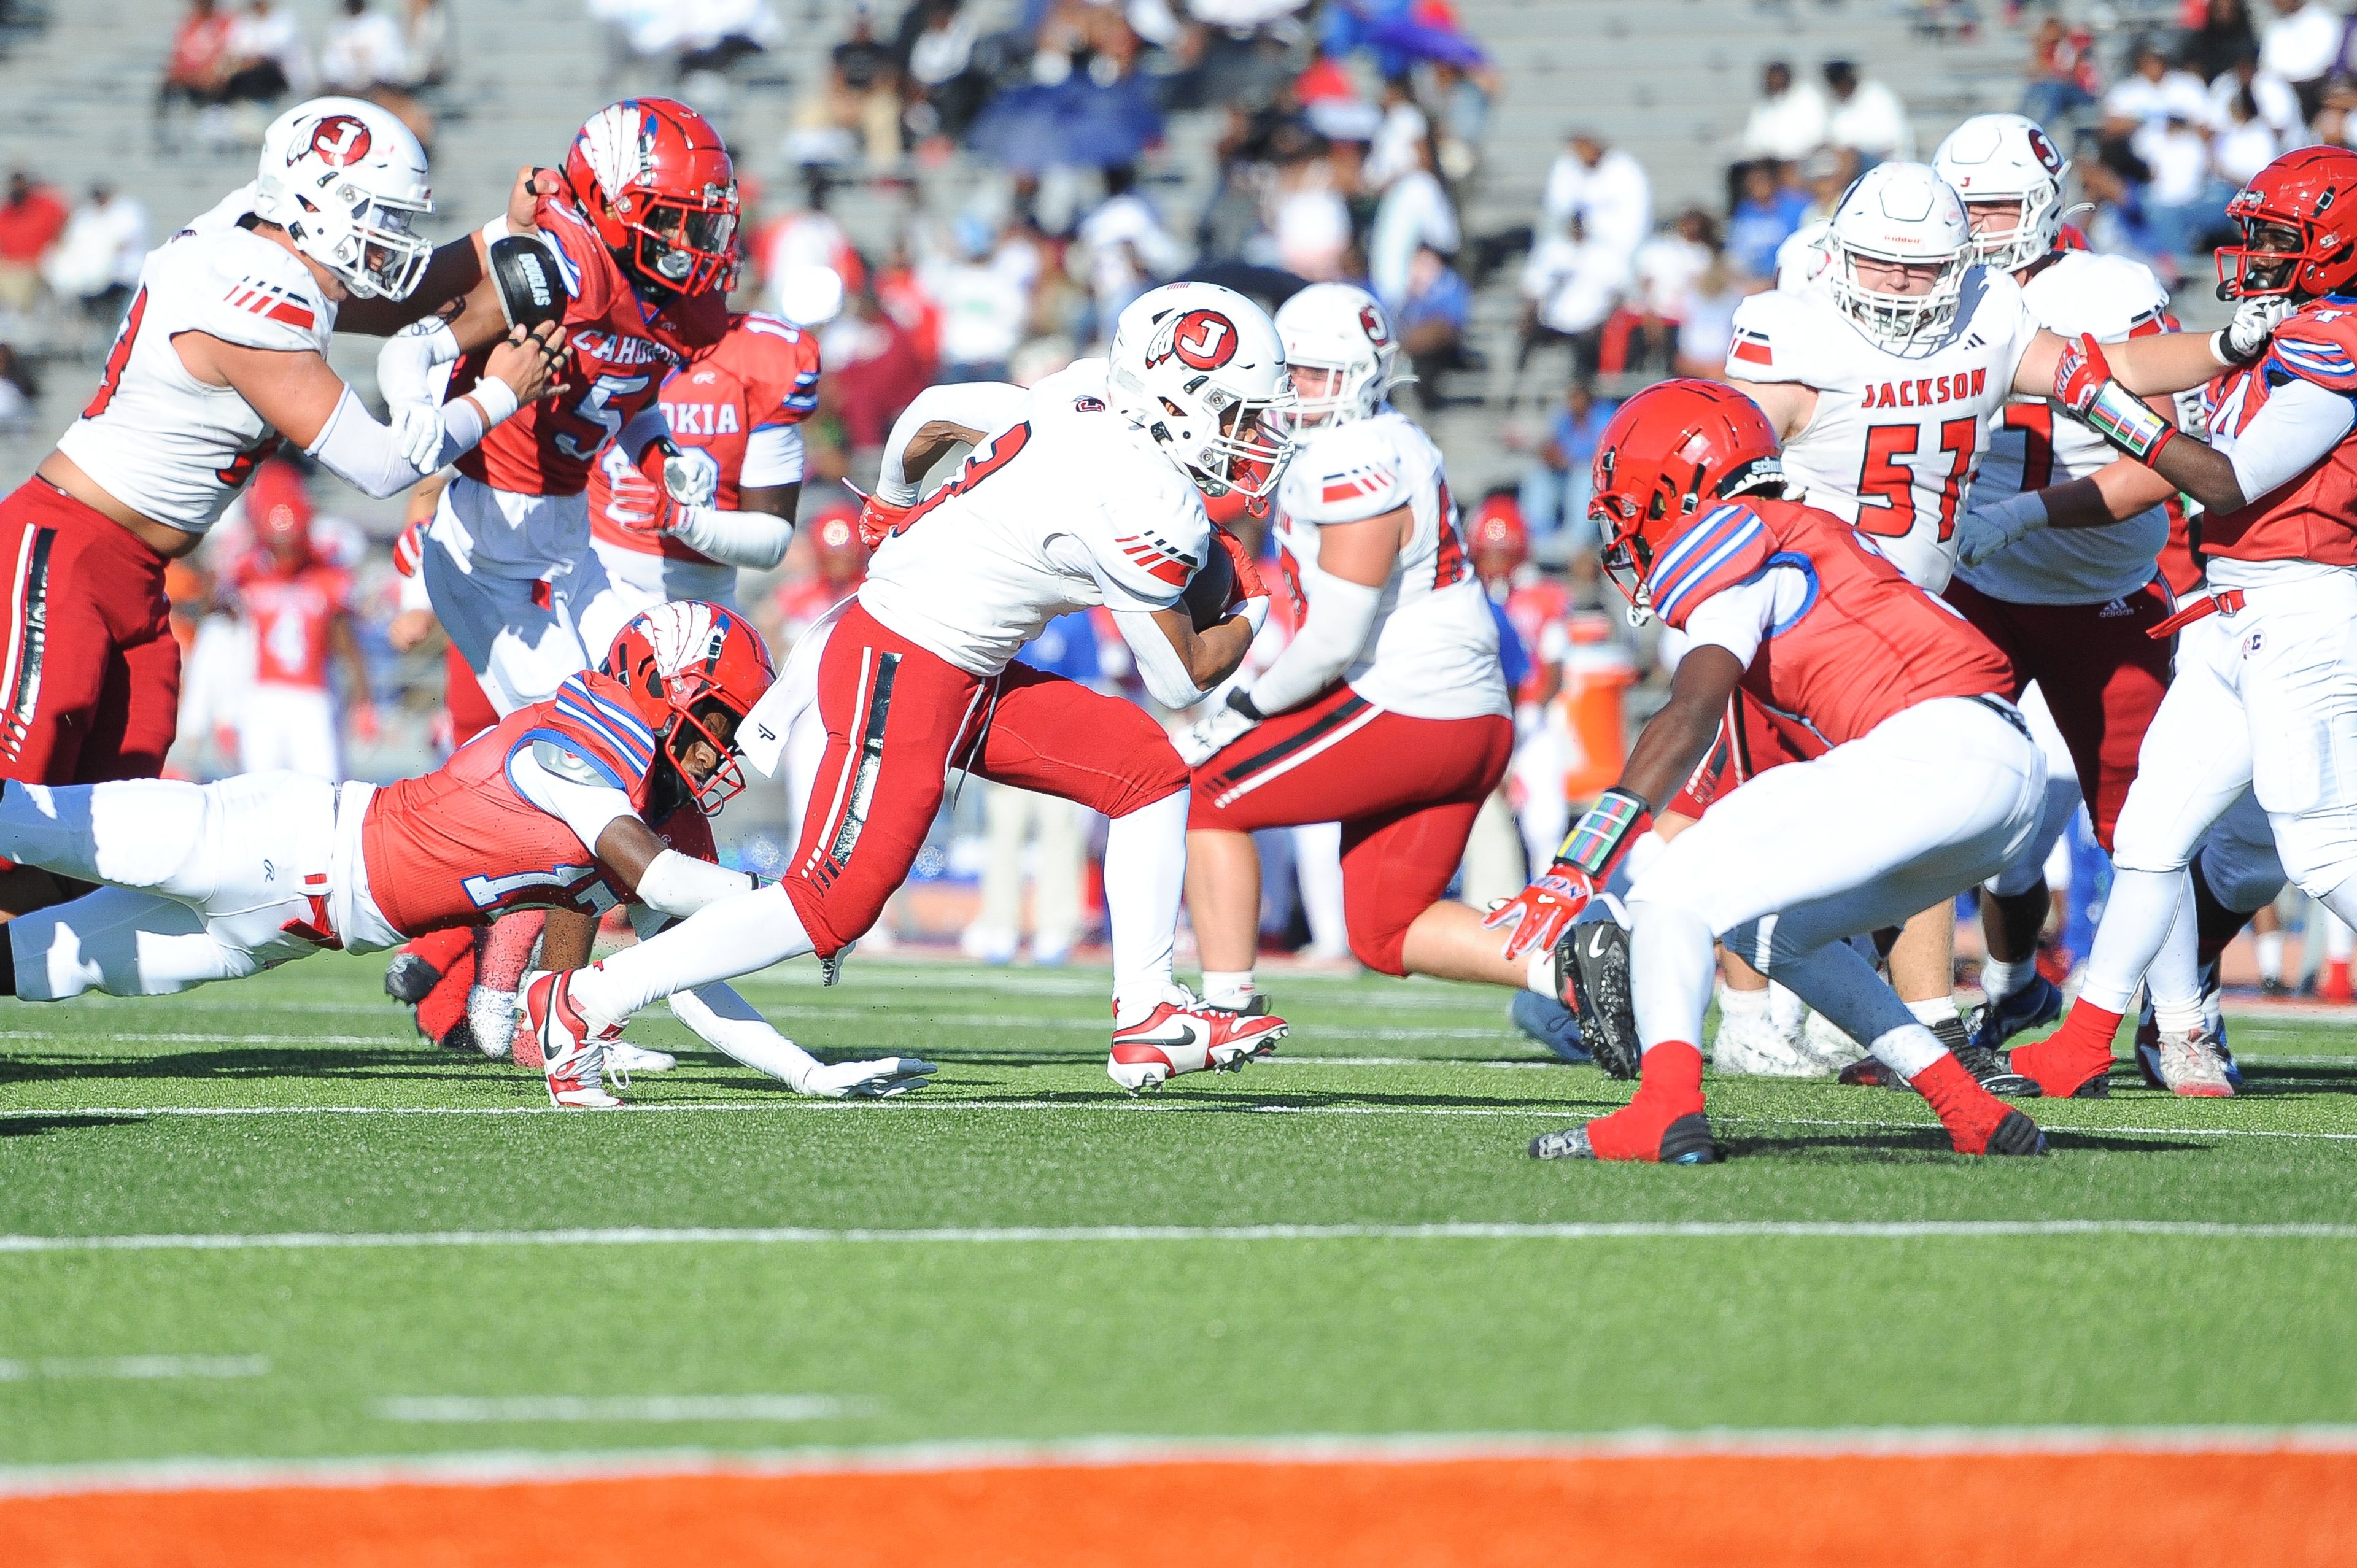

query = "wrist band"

[
  {"left": 2084, "top": 380, "right": 2176, "bottom": 464},
  {"left": 1556, "top": 786, "right": 1653, "bottom": 880}
]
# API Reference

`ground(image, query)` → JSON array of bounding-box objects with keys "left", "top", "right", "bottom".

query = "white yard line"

[
  {"left": 4, "top": 1218, "right": 2353, "bottom": 1256},
  {"left": 4, "top": 1424, "right": 2355, "bottom": 1497},
  {"left": 0, "top": 1356, "right": 266, "bottom": 1382}
]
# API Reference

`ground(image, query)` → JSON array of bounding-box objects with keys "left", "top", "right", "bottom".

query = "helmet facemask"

[
  {"left": 1961, "top": 182, "right": 2061, "bottom": 274},
  {"left": 1829, "top": 242, "right": 1968, "bottom": 355},
  {"left": 2217, "top": 215, "right": 2316, "bottom": 299},
  {"left": 659, "top": 685, "right": 752, "bottom": 817},
  {"left": 624, "top": 185, "right": 740, "bottom": 296}
]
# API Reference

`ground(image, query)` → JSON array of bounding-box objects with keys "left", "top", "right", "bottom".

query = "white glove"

[
  {"left": 1177, "top": 697, "right": 1260, "bottom": 767},
  {"left": 663, "top": 446, "right": 721, "bottom": 507},
  {"left": 389, "top": 400, "right": 445, "bottom": 473},
  {"left": 1954, "top": 490, "right": 2049, "bottom": 568},
  {"left": 795, "top": 1056, "right": 939, "bottom": 1098},
  {"left": 2219, "top": 296, "right": 2296, "bottom": 365}
]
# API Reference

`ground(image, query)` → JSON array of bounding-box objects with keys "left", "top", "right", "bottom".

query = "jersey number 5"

[
  {"left": 1854, "top": 417, "right": 1976, "bottom": 543},
  {"left": 555, "top": 372, "right": 653, "bottom": 462}
]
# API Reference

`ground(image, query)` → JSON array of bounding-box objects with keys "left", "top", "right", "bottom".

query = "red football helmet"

[
  {"left": 600, "top": 601, "right": 777, "bottom": 815},
  {"left": 1467, "top": 495, "right": 1528, "bottom": 585},
  {"left": 1588, "top": 380, "right": 1786, "bottom": 618},
  {"left": 2217, "top": 145, "right": 2357, "bottom": 301},
  {"left": 808, "top": 501, "right": 868, "bottom": 585},
  {"left": 562, "top": 98, "right": 740, "bottom": 298},
  {"left": 246, "top": 460, "right": 314, "bottom": 563}
]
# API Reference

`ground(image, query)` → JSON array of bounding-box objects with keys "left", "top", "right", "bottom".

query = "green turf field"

[{"left": 4, "top": 954, "right": 2356, "bottom": 1474}]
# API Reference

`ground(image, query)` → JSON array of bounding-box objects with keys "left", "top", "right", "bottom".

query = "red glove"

[
  {"left": 1213, "top": 523, "right": 1266, "bottom": 611},
  {"left": 2051, "top": 331, "right": 2115, "bottom": 417},
  {"left": 857, "top": 492, "right": 916, "bottom": 549},
  {"left": 392, "top": 519, "right": 425, "bottom": 578},
  {"left": 1480, "top": 863, "right": 1599, "bottom": 963}
]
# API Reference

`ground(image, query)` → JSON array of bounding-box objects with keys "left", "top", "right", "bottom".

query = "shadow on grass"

[
  {"left": 1712, "top": 1127, "right": 2213, "bottom": 1162},
  {"left": 0, "top": 1114, "right": 148, "bottom": 1138},
  {"left": 0, "top": 1046, "right": 476, "bottom": 1086}
]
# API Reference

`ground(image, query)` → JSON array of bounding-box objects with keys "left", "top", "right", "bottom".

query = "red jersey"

[
  {"left": 586, "top": 311, "right": 821, "bottom": 564},
  {"left": 359, "top": 670, "right": 699, "bottom": 935},
  {"left": 1501, "top": 576, "right": 1571, "bottom": 705},
  {"left": 451, "top": 195, "right": 728, "bottom": 498},
  {"left": 236, "top": 558, "right": 350, "bottom": 690},
  {"left": 1657, "top": 497, "right": 2013, "bottom": 749},
  {"left": 2199, "top": 301, "right": 2357, "bottom": 568}
]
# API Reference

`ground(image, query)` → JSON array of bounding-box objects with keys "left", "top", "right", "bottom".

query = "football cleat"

[
  {"left": 1983, "top": 1108, "right": 2049, "bottom": 1156},
  {"left": 1529, "top": 1113, "right": 1720, "bottom": 1164},
  {"left": 383, "top": 951, "right": 442, "bottom": 1005},
  {"left": 2148, "top": 1023, "right": 2235, "bottom": 1097},
  {"left": 465, "top": 984, "right": 517, "bottom": 1063},
  {"left": 799, "top": 1056, "right": 939, "bottom": 1098},
  {"left": 1951, "top": 1041, "right": 2042, "bottom": 1099},
  {"left": 525, "top": 971, "right": 620, "bottom": 1109},
  {"left": 1969, "top": 973, "right": 2064, "bottom": 1053},
  {"left": 604, "top": 1038, "right": 677, "bottom": 1087},
  {"left": 1511, "top": 990, "right": 1590, "bottom": 1065},
  {"left": 2133, "top": 958, "right": 2241, "bottom": 1091},
  {"left": 1106, "top": 987, "right": 1288, "bottom": 1093},
  {"left": 1710, "top": 1003, "right": 1817, "bottom": 1077},
  {"left": 1838, "top": 1056, "right": 1908, "bottom": 1090},
  {"left": 1800, "top": 1006, "right": 1868, "bottom": 1073},
  {"left": 1556, "top": 919, "right": 1640, "bottom": 1079}
]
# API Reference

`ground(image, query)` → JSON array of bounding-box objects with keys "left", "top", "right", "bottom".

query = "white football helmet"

[
  {"left": 1272, "top": 281, "right": 1401, "bottom": 428},
  {"left": 1107, "top": 282, "right": 1295, "bottom": 500},
  {"left": 1933, "top": 112, "right": 2072, "bottom": 274},
  {"left": 254, "top": 96, "right": 433, "bottom": 301},
  {"left": 1825, "top": 161, "right": 1973, "bottom": 356},
  {"left": 1775, "top": 219, "right": 1833, "bottom": 296}
]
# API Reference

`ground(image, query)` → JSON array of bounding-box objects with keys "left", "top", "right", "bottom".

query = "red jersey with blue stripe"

[
  {"left": 449, "top": 195, "right": 730, "bottom": 499},
  {"left": 1651, "top": 497, "right": 2013, "bottom": 748},
  {"left": 358, "top": 670, "right": 689, "bottom": 935},
  {"left": 2196, "top": 297, "right": 2357, "bottom": 568},
  {"left": 587, "top": 311, "right": 821, "bottom": 563}
]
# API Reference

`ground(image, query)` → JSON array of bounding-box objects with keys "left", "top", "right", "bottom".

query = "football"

[{"left": 1181, "top": 538, "right": 1235, "bottom": 630}]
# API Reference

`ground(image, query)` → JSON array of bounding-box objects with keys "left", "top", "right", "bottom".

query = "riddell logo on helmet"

[
  {"left": 304, "top": 114, "right": 373, "bottom": 168},
  {"left": 1148, "top": 309, "right": 1239, "bottom": 371}
]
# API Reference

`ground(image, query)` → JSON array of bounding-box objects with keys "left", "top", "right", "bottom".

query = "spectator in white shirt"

[
  {"left": 1517, "top": 219, "right": 1630, "bottom": 392},
  {"left": 2140, "top": 110, "right": 2222, "bottom": 260},
  {"left": 1077, "top": 164, "right": 1188, "bottom": 340},
  {"left": 1363, "top": 76, "right": 1432, "bottom": 190},
  {"left": 924, "top": 215, "right": 1034, "bottom": 383},
  {"left": 1368, "top": 135, "right": 1459, "bottom": 311},
  {"left": 2102, "top": 41, "right": 2214, "bottom": 136},
  {"left": 1628, "top": 209, "right": 1716, "bottom": 375},
  {"left": 220, "top": 0, "right": 311, "bottom": 104},
  {"left": 1823, "top": 60, "right": 1913, "bottom": 163},
  {"left": 41, "top": 183, "right": 147, "bottom": 324},
  {"left": 320, "top": 0, "right": 405, "bottom": 93},
  {"left": 2207, "top": 56, "right": 2305, "bottom": 141},
  {"left": 1739, "top": 61, "right": 1830, "bottom": 166},
  {"left": 1542, "top": 131, "right": 1652, "bottom": 261},
  {"left": 2214, "top": 84, "right": 2288, "bottom": 185},
  {"left": 2260, "top": 0, "right": 2343, "bottom": 117}
]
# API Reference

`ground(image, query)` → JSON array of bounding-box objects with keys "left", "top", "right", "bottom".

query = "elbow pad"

[{"left": 633, "top": 848, "right": 757, "bottom": 919}]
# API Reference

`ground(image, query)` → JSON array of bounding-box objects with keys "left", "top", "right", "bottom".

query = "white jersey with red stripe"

[
  {"left": 55, "top": 210, "right": 335, "bottom": 533},
  {"left": 855, "top": 359, "right": 1210, "bottom": 678},
  {"left": 1957, "top": 250, "right": 2173, "bottom": 605},
  {"left": 1272, "top": 409, "right": 1508, "bottom": 720},
  {"left": 1728, "top": 265, "right": 2040, "bottom": 593}
]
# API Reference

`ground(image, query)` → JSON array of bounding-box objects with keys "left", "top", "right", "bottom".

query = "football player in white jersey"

[
  {"left": 0, "top": 97, "right": 560, "bottom": 919},
  {"left": 517, "top": 283, "right": 1294, "bottom": 1099},
  {"left": 1172, "top": 283, "right": 1542, "bottom": 1015},
  {"left": 1722, "top": 158, "right": 2267, "bottom": 1084},
  {"left": 1932, "top": 114, "right": 2208, "bottom": 1063}
]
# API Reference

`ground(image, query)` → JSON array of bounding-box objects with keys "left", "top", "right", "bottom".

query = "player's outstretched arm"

[{"left": 336, "top": 167, "right": 563, "bottom": 337}]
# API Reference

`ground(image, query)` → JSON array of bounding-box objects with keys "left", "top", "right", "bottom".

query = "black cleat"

[
  {"left": 1528, "top": 1111, "right": 1723, "bottom": 1164},
  {"left": 1953, "top": 1043, "right": 2042, "bottom": 1099},
  {"left": 434, "top": 1019, "right": 479, "bottom": 1056},
  {"left": 1556, "top": 919, "right": 1641, "bottom": 1079},
  {"left": 1984, "top": 1109, "right": 2048, "bottom": 1156},
  {"left": 1838, "top": 1057, "right": 1910, "bottom": 1090},
  {"left": 384, "top": 952, "right": 442, "bottom": 1005}
]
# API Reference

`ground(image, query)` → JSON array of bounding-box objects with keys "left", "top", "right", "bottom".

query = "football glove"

[
  {"left": 1482, "top": 863, "right": 1598, "bottom": 963},
  {"left": 2218, "top": 296, "right": 2294, "bottom": 365},
  {"left": 1177, "top": 688, "right": 1261, "bottom": 766},
  {"left": 1954, "top": 490, "right": 2048, "bottom": 568},
  {"left": 857, "top": 490, "right": 915, "bottom": 549},
  {"left": 2053, "top": 333, "right": 2177, "bottom": 464},
  {"left": 796, "top": 1056, "right": 939, "bottom": 1098},
  {"left": 389, "top": 400, "right": 444, "bottom": 474}
]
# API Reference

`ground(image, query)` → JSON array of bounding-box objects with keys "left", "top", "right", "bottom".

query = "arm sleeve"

[
  {"left": 376, "top": 317, "right": 461, "bottom": 407},
  {"left": 875, "top": 382, "right": 1031, "bottom": 504},
  {"left": 666, "top": 503, "right": 795, "bottom": 570},
  {"left": 2227, "top": 376, "right": 2357, "bottom": 500},
  {"left": 504, "top": 741, "right": 636, "bottom": 852},
  {"left": 740, "top": 422, "right": 805, "bottom": 487},
  {"left": 633, "top": 848, "right": 757, "bottom": 919},
  {"left": 305, "top": 381, "right": 517, "bottom": 498},
  {"left": 1673, "top": 569, "right": 1791, "bottom": 669},
  {"left": 617, "top": 403, "right": 670, "bottom": 465},
  {"left": 1243, "top": 574, "right": 1383, "bottom": 715},
  {"left": 1110, "top": 607, "right": 1217, "bottom": 709}
]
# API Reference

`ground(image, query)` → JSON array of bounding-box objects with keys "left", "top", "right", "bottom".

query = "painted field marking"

[
  {"left": 373, "top": 1395, "right": 872, "bottom": 1425},
  {"left": 0, "top": 1356, "right": 267, "bottom": 1382},
  {"left": 4, "top": 1219, "right": 2354, "bottom": 1256}
]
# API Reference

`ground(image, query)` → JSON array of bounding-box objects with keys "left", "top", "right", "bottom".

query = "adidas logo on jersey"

[
  {"left": 1858, "top": 370, "right": 1988, "bottom": 411},
  {"left": 2099, "top": 598, "right": 2134, "bottom": 618}
]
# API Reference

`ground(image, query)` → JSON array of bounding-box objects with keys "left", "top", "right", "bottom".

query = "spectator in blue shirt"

[
  {"left": 1396, "top": 245, "right": 1475, "bottom": 410},
  {"left": 1518, "top": 380, "right": 1619, "bottom": 551},
  {"left": 1725, "top": 162, "right": 1812, "bottom": 280}
]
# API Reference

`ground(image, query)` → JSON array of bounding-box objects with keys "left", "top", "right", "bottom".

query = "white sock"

[
  {"left": 1717, "top": 983, "right": 1769, "bottom": 1021},
  {"left": 1868, "top": 1022, "right": 1946, "bottom": 1079},
  {"left": 1627, "top": 901, "right": 1717, "bottom": 1049},
  {"left": 1768, "top": 981, "right": 1806, "bottom": 1034},
  {"left": 1106, "top": 789, "right": 1188, "bottom": 1022},
  {"left": 1202, "top": 969, "right": 1255, "bottom": 1009},
  {"left": 1978, "top": 954, "right": 2034, "bottom": 1004},
  {"left": 1523, "top": 948, "right": 1555, "bottom": 995},
  {"left": 569, "top": 883, "right": 812, "bottom": 1027},
  {"left": 2257, "top": 930, "right": 2285, "bottom": 981},
  {"left": 1906, "top": 995, "right": 1959, "bottom": 1029}
]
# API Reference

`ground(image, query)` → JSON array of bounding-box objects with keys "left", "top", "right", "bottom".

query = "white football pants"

[
  {"left": 423, "top": 477, "right": 598, "bottom": 716},
  {"left": 234, "top": 683, "right": 342, "bottom": 782}
]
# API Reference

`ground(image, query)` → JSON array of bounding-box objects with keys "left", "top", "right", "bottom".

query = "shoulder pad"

[
  {"left": 530, "top": 736, "right": 617, "bottom": 787},
  {"left": 1649, "top": 501, "right": 1776, "bottom": 631},
  {"left": 724, "top": 312, "right": 823, "bottom": 424},
  {"left": 2269, "top": 304, "right": 2357, "bottom": 391},
  {"left": 532, "top": 196, "right": 602, "bottom": 306},
  {"left": 2034, "top": 253, "right": 2170, "bottom": 342},
  {"left": 1099, "top": 471, "right": 1211, "bottom": 604},
  {"left": 1725, "top": 289, "right": 1823, "bottom": 382},
  {"left": 1278, "top": 418, "right": 1415, "bottom": 524},
  {"left": 197, "top": 231, "right": 331, "bottom": 352}
]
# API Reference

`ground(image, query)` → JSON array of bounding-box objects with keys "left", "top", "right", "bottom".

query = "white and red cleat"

[
  {"left": 1106, "top": 987, "right": 1288, "bottom": 1093},
  {"left": 524, "top": 971, "right": 621, "bottom": 1109}
]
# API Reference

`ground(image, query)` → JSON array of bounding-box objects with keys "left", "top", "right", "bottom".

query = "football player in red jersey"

[
  {"left": 1493, "top": 382, "right": 2050, "bottom": 1162},
  {"left": 2013, "top": 145, "right": 2357, "bottom": 1099},
  {"left": 0, "top": 601, "right": 932, "bottom": 1108},
  {"left": 0, "top": 97, "right": 561, "bottom": 918},
  {"left": 228, "top": 460, "right": 373, "bottom": 781}
]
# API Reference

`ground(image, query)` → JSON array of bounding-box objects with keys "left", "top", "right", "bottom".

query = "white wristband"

[
  {"left": 465, "top": 376, "right": 521, "bottom": 430},
  {"left": 479, "top": 214, "right": 510, "bottom": 251}
]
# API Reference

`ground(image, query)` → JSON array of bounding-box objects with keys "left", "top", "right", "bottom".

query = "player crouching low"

[
  {"left": 0, "top": 601, "right": 932, "bottom": 1108},
  {"left": 1493, "top": 382, "right": 2049, "bottom": 1162}
]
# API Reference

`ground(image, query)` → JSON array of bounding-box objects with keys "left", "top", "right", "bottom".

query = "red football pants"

[
  {"left": 1946, "top": 575, "right": 2173, "bottom": 851},
  {"left": 1187, "top": 683, "right": 1514, "bottom": 976},
  {"left": 0, "top": 479, "right": 179, "bottom": 797},
  {"left": 787, "top": 603, "right": 1188, "bottom": 957}
]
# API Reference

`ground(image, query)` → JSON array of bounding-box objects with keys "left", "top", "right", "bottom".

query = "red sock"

[
  {"left": 2009, "top": 999, "right": 2119, "bottom": 1097},
  {"left": 414, "top": 942, "right": 477, "bottom": 1046},
  {"left": 1585, "top": 1042, "right": 1706, "bottom": 1161},
  {"left": 1915, "top": 1054, "right": 2012, "bottom": 1155},
  {"left": 401, "top": 927, "right": 474, "bottom": 975},
  {"left": 476, "top": 909, "right": 548, "bottom": 993}
]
